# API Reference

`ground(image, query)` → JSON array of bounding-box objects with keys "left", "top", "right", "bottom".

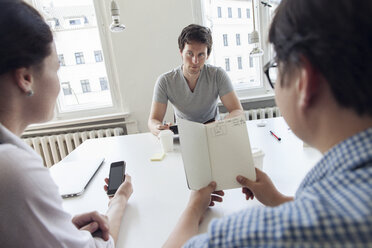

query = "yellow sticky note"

[{"left": 150, "top": 152, "right": 166, "bottom": 161}]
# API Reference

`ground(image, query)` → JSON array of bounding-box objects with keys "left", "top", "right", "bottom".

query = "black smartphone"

[
  {"left": 107, "top": 161, "right": 126, "bottom": 196},
  {"left": 169, "top": 125, "right": 178, "bottom": 134}
]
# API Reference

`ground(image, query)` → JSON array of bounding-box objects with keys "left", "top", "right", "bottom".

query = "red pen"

[{"left": 270, "top": 130, "right": 281, "bottom": 141}]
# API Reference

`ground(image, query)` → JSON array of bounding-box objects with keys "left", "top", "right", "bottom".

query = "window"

[
  {"left": 217, "top": 7, "right": 222, "bottom": 18},
  {"left": 58, "top": 54, "right": 65, "bottom": 66},
  {"left": 61, "top": 82, "right": 72, "bottom": 95},
  {"left": 225, "top": 58, "right": 230, "bottom": 71},
  {"left": 81, "top": 80, "right": 91, "bottom": 93},
  {"left": 201, "top": 0, "right": 280, "bottom": 97},
  {"left": 236, "top": 34, "right": 241, "bottom": 46},
  {"left": 249, "top": 57, "right": 254, "bottom": 68},
  {"left": 237, "top": 57, "right": 243, "bottom": 70},
  {"left": 75, "top": 52, "right": 85, "bottom": 65},
  {"left": 69, "top": 19, "right": 81, "bottom": 25},
  {"left": 33, "top": 0, "right": 117, "bottom": 117},
  {"left": 94, "top": 50, "right": 103, "bottom": 62},
  {"left": 99, "top": 77, "right": 109, "bottom": 91},
  {"left": 223, "top": 34, "right": 228, "bottom": 46}
]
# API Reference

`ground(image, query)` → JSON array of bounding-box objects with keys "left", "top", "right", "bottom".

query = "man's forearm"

[
  {"left": 163, "top": 207, "right": 200, "bottom": 248},
  {"left": 148, "top": 118, "right": 162, "bottom": 136},
  {"left": 225, "top": 109, "right": 244, "bottom": 119}
]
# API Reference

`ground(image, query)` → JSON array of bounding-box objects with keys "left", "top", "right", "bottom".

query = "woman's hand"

[
  {"left": 237, "top": 168, "right": 293, "bottom": 207},
  {"left": 72, "top": 211, "right": 110, "bottom": 241},
  {"left": 104, "top": 174, "right": 133, "bottom": 204}
]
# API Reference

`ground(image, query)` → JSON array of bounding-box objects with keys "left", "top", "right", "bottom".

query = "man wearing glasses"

[
  {"left": 148, "top": 24, "right": 243, "bottom": 136},
  {"left": 164, "top": 0, "right": 372, "bottom": 247}
]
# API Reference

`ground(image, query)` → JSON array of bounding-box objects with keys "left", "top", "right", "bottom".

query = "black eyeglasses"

[{"left": 263, "top": 59, "right": 278, "bottom": 89}]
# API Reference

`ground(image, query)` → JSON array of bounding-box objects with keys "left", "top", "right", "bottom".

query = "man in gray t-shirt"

[{"left": 148, "top": 24, "right": 243, "bottom": 136}]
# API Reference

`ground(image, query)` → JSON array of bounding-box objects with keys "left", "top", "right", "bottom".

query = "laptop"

[{"left": 49, "top": 157, "right": 105, "bottom": 198}]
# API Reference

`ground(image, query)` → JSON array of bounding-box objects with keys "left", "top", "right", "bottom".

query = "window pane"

[
  {"left": 223, "top": 34, "right": 228, "bottom": 46},
  {"left": 58, "top": 54, "right": 65, "bottom": 66},
  {"left": 204, "top": 0, "right": 262, "bottom": 90},
  {"left": 237, "top": 57, "right": 242, "bottom": 70},
  {"left": 236, "top": 33, "right": 241, "bottom": 46},
  {"left": 217, "top": 7, "right": 222, "bottom": 18},
  {"left": 99, "top": 77, "right": 109, "bottom": 91},
  {"left": 225, "top": 58, "right": 230, "bottom": 71},
  {"left": 34, "top": 0, "right": 113, "bottom": 113},
  {"left": 61, "top": 82, "right": 72, "bottom": 95},
  {"left": 94, "top": 50, "right": 103, "bottom": 62}
]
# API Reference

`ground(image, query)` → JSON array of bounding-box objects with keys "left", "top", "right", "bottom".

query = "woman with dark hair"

[
  {"left": 164, "top": 0, "right": 372, "bottom": 247},
  {"left": 0, "top": 1, "right": 132, "bottom": 247}
]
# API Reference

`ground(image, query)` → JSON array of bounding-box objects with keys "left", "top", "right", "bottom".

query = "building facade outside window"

[
  {"left": 33, "top": 0, "right": 117, "bottom": 117},
  {"left": 201, "top": 0, "right": 280, "bottom": 97},
  {"left": 75, "top": 52, "right": 85, "bottom": 65},
  {"left": 81, "top": 79, "right": 91, "bottom": 93}
]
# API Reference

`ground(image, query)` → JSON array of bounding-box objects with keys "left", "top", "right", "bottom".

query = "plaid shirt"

[{"left": 184, "top": 128, "right": 372, "bottom": 248}]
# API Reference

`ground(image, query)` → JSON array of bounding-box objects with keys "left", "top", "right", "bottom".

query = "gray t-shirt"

[{"left": 153, "top": 64, "right": 234, "bottom": 123}]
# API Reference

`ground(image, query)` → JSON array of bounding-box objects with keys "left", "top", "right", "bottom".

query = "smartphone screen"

[
  {"left": 169, "top": 125, "right": 178, "bottom": 134},
  {"left": 107, "top": 161, "right": 126, "bottom": 195}
]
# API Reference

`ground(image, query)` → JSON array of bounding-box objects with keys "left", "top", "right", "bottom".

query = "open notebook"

[
  {"left": 49, "top": 157, "right": 105, "bottom": 198},
  {"left": 178, "top": 116, "right": 256, "bottom": 191}
]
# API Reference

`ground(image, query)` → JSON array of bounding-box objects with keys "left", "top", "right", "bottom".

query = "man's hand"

[
  {"left": 72, "top": 211, "right": 110, "bottom": 241},
  {"left": 237, "top": 168, "right": 293, "bottom": 207},
  {"left": 187, "top": 182, "right": 224, "bottom": 223}
]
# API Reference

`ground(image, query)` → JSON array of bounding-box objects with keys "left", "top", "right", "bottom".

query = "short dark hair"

[
  {"left": 178, "top": 24, "right": 213, "bottom": 56},
  {"left": 0, "top": 0, "right": 53, "bottom": 75},
  {"left": 269, "top": 0, "right": 372, "bottom": 116}
]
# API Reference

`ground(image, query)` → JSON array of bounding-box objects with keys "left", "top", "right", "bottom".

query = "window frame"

[
  {"left": 217, "top": 6, "right": 222, "bottom": 18},
  {"left": 223, "top": 34, "right": 228, "bottom": 46},
  {"left": 61, "top": 82, "right": 72, "bottom": 95},
  {"left": 80, "top": 79, "right": 91, "bottom": 93},
  {"left": 94, "top": 50, "right": 103, "bottom": 62},
  {"left": 192, "top": 0, "right": 276, "bottom": 100},
  {"left": 236, "top": 33, "right": 241, "bottom": 46},
  {"left": 74, "top": 52, "right": 85, "bottom": 65},
  {"left": 237, "top": 56, "right": 243, "bottom": 70},
  {"left": 30, "top": 0, "right": 124, "bottom": 121}
]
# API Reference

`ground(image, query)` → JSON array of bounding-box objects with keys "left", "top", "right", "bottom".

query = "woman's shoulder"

[{"left": 0, "top": 143, "right": 49, "bottom": 196}]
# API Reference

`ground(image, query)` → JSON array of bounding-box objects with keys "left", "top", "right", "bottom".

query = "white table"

[{"left": 61, "top": 117, "right": 322, "bottom": 248}]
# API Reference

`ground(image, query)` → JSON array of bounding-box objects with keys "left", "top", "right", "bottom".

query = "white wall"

[{"left": 101, "top": 0, "right": 196, "bottom": 132}]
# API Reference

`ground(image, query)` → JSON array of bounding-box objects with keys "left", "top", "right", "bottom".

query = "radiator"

[
  {"left": 220, "top": 106, "right": 281, "bottom": 120},
  {"left": 23, "top": 128, "right": 124, "bottom": 168}
]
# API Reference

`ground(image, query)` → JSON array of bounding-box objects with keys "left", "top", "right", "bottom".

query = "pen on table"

[{"left": 270, "top": 130, "right": 281, "bottom": 141}]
